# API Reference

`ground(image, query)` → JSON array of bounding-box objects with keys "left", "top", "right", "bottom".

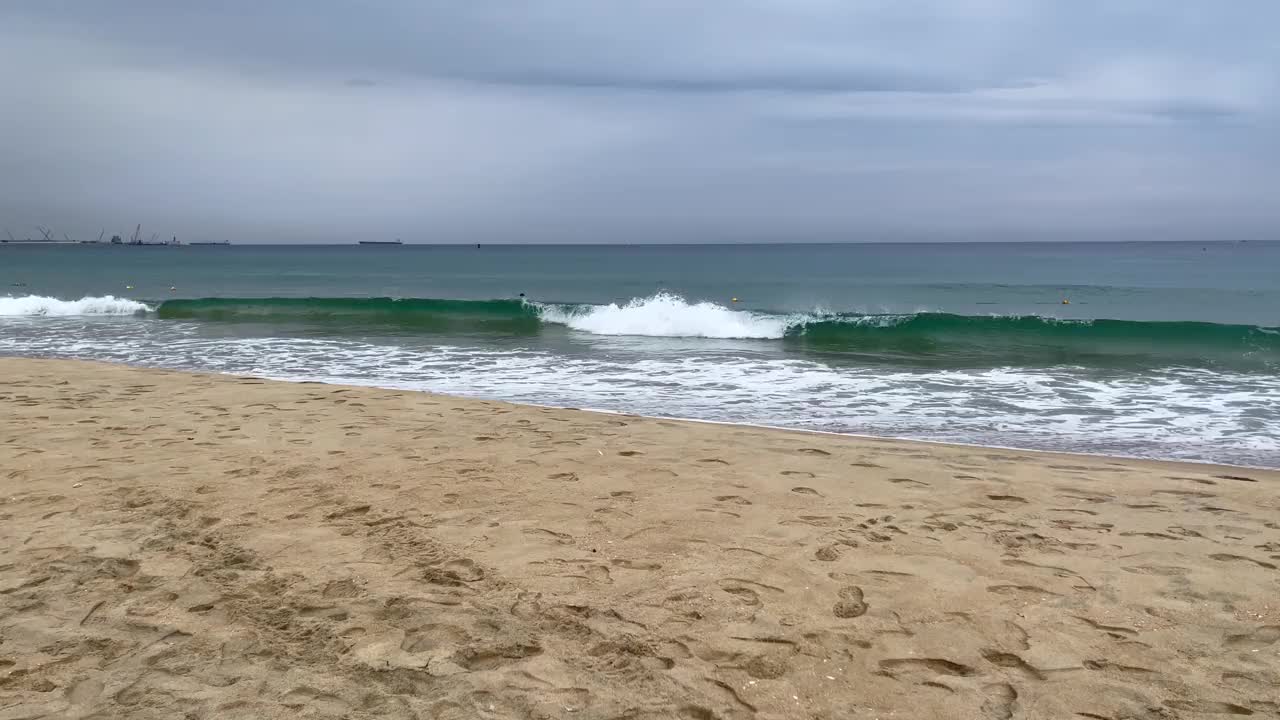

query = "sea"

[{"left": 2, "top": 242, "right": 1278, "bottom": 468}]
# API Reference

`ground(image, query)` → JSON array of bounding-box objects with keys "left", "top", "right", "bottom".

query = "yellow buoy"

[
  {"left": 731, "top": 297, "right": 739, "bottom": 303},
  {"left": 125, "top": 285, "right": 134, "bottom": 290},
  {"left": 1061, "top": 299, "right": 1070, "bottom": 305}
]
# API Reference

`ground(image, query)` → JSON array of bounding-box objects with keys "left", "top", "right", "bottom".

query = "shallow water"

[{"left": 3, "top": 242, "right": 1278, "bottom": 466}]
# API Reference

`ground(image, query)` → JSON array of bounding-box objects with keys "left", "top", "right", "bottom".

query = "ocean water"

[{"left": 2, "top": 242, "right": 1278, "bottom": 467}]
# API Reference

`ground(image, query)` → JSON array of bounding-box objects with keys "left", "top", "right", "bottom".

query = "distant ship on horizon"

[{"left": 358, "top": 239, "right": 404, "bottom": 245}]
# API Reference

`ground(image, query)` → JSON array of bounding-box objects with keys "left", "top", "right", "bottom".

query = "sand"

[{"left": 1, "top": 358, "right": 1278, "bottom": 719}]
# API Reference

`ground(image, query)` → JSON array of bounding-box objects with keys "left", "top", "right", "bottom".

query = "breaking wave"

[
  {"left": 0, "top": 295, "right": 151, "bottom": 316},
  {"left": 8, "top": 293, "right": 1271, "bottom": 369}
]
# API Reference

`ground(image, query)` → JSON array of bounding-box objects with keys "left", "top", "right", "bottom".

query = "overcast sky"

[{"left": 1, "top": 1, "right": 1276, "bottom": 243}]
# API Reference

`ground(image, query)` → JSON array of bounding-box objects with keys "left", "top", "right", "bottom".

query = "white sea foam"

[
  {"left": 4, "top": 305, "right": 1278, "bottom": 467},
  {"left": 0, "top": 295, "right": 150, "bottom": 316},
  {"left": 538, "top": 292, "right": 789, "bottom": 339},
  {"left": 533, "top": 293, "right": 929, "bottom": 338}
]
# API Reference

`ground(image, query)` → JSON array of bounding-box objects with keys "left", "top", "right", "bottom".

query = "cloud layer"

[{"left": 2, "top": 1, "right": 1276, "bottom": 242}]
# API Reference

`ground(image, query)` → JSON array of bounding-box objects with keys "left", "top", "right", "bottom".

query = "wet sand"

[{"left": 1, "top": 358, "right": 1278, "bottom": 719}]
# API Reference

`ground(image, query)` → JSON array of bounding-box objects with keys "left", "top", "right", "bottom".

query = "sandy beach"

[{"left": 1, "top": 358, "right": 1277, "bottom": 719}]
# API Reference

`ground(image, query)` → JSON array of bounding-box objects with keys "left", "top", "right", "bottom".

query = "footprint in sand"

[
  {"left": 981, "top": 649, "right": 1045, "bottom": 681},
  {"left": 716, "top": 577, "right": 784, "bottom": 605},
  {"left": 987, "top": 494, "right": 1028, "bottom": 503},
  {"left": 1210, "top": 553, "right": 1276, "bottom": 570},
  {"left": 66, "top": 678, "right": 105, "bottom": 706},
  {"left": 401, "top": 623, "right": 469, "bottom": 653},
  {"left": 878, "top": 658, "right": 976, "bottom": 677},
  {"left": 1225, "top": 625, "right": 1280, "bottom": 649},
  {"left": 744, "top": 653, "right": 791, "bottom": 679},
  {"left": 1072, "top": 616, "right": 1138, "bottom": 638},
  {"left": 322, "top": 579, "right": 362, "bottom": 599},
  {"left": 440, "top": 558, "right": 485, "bottom": 582},
  {"left": 815, "top": 544, "right": 841, "bottom": 561},
  {"left": 981, "top": 683, "right": 1018, "bottom": 720},
  {"left": 790, "top": 486, "right": 822, "bottom": 496},
  {"left": 523, "top": 528, "right": 574, "bottom": 545},
  {"left": 1083, "top": 659, "right": 1156, "bottom": 676},
  {"left": 1055, "top": 489, "right": 1115, "bottom": 504},
  {"left": 1164, "top": 700, "right": 1256, "bottom": 715},
  {"left": 280, "top": 687, "right": 349, "bottom": 714},
  {"left": 325, "top": 505, "right": 371, "bottom": 520},
  {"left": 987, "top": 584, "right": 1061, "bottom": 599},
  {"left": 718, "top": 585, "right": 762, "bottom": 606},
  {"left": 452, "top": 641, "right": 543, "bottom": 671},
  {"left": 298, "top": 605, "right": 350, "bottom": 621},
  {"left": 833, "top": 586, "right": 868, "bottom": 618}
]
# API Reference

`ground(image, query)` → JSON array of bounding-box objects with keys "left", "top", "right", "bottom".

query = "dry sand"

[{"left": 1, "top": 358, "right": 1278, "bottom": 719}]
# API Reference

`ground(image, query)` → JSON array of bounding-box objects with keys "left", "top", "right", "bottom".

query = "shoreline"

[
  {"left": 2, "top": 357, "right": 1278, "bottom": 718},
  {"left": 7, "top": 353, "right": 1275, "bottom": 471},
  {"left": 574, "top": 406, "right": 1280, "bottom": 473}
]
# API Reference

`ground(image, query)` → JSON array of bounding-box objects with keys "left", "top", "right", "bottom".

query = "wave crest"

[
  {"left": 91, "top": 293, "right": 1280, "bottom": 370},
  {"left": 0, "top": 295, "right": 151, "bottom": 316},
  {"left": 538, "top": 293, "right": 788, "bottom": 339}
]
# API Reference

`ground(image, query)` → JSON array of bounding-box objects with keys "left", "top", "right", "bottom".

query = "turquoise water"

[
  {"left": 5, "top": 242, "right": 1280, "bottom": 324},
  {"left": 3, "top": 242, "right": 1278, "bottom": 466}
]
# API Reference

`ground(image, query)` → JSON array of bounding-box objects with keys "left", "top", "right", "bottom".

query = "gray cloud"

[{"left": 1, "top": 1, "right": 1276, "bottom": 242}]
